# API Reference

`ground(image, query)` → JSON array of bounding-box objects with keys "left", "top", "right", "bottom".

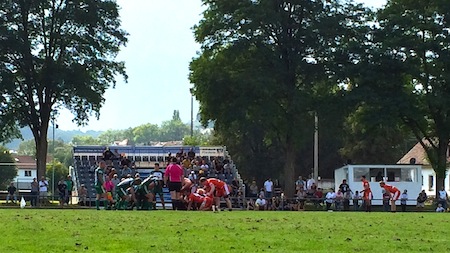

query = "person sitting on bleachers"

[{"left": 121, "top": 164, "right": 132, "bottom": 178}]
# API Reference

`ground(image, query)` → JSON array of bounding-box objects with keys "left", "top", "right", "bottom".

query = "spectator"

[
  {"left": 65, "top": 175, "right": 74, "bottom": 204},
  {"left": 246, "top": 198, "right": 255, "bottom": 211},
  {"left": 103, "top": 147, "right": 114, "bottom": 165},
  {"left": 416, "top": 190, "right": 427, "bottom": 211},
  {"left": 121, "top": 164, "right": 132, "bottom": 178},
  {"left": 436, "top": 203, "right": 445, "bottom": 212},
  {"left": 339, "top": 179, "right": 351, "bottom": 194},
  {"left": 313, "top": 188, "right": 324, "bottom": 208},
  {"left": 38, "top": 176, "right": 49, "bottom": 205},
  {"left": 263, "top": 178, "right": 273, "bottom": 199},
  {"left": 57, "top": 177, "right": 67, "bottom": 207},
  {"left": 255, "top": 195, "right": 267, "bottom": 210},
  {"left": 78, "top": 184, "right": 88, "bottom": 206},
  {"left": 400, "top": 189, "right": 408, "bottom": 212},
  {"left": 200, "top": 160, "right": 209, "bottom": 175},
  {"left": 335, "top": 190, "right": 344, "bottom": 211},
  {"left": 248, "top": 180, "right": 259, "bottom": 198},
  {"left": 104, "top": 176, "right": 115, "bottom": 209},
  {"left": 295, "top": 176, "right": 306, "bottom": 191},
  {"left": 306, "top": 176, "right": 315, "bottom": 191},
  {"left": 352, "top": 190, "right": 361, "bottom": 211},
  {"left": 6, "top": 182, "right": 17, "bottom": 204},
  {"left": 296, "top": 188, "right": 307, "bottom": 210},
  {"left": 187, "top": 148, "right": 195, "bottom": 160},
  {"left": 437, "top": 186, "right": 448, "bottom": 210},
  {"left": 325, "top": 189, "right": 336, "bottom": 211},
  {"left": 30, "top": 178, "right": 39, "bottom": 207},
  {"left": 343, "top": 191, "right": 352, "bottom": 211}
]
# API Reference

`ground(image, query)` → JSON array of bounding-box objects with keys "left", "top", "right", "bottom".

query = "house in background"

[
  {"left": 397, "top": 142, "right": 450, "bottom": 196},
  {"left": 11, "top": 155, "right": 38, "bottom": 190}
]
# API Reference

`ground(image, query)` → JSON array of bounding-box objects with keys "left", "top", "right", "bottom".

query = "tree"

[
  {"left": 46, "top": 160, "right": 68, "bottom": 194},
  {"left": 0, "top": 1, "right": 128, "bottom": 179},
  {"left": 353, "top": 0, "right": 450, "bottom": 195},
  {"left": 159, "top": 110, "right": 191, "bottom": 142},
  {"left": 0, "top": 147, "right": 18, "bottom": 190},
  {"left": 132, "top": 123, "right": 160, "bottom": 144},
  {"left": 190, "top": 0, "right": 369, "bottom": 196}
]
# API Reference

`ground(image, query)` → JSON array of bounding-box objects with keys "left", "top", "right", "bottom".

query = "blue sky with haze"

[{"left": 58, "top": 0, "right": 386, "bottom": 131}]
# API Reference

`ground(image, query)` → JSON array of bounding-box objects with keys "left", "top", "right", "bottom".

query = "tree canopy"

[
  {"left": 0, "top": 0, "right": 128, "bottom": 179},
  {"left": 190, "top": 0, "right": 371, "bottom": 196}
]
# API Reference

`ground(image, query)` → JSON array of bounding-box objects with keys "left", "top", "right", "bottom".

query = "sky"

[{"left": 57, "top": 0, "right": 387, "bottom": 132}]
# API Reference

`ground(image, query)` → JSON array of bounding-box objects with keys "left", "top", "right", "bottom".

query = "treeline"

[{"left": 189, "top": 0, "right": 450, "bottom": 196}]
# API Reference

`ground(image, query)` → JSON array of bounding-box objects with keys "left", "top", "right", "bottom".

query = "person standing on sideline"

[
  {"left": 65, "top": 175, "right": 74, "bottom": 204},
  {"left": 30, "top": 178, "right": 39, "bottom": 207},
  {"left": 264, "top": 178, "right": 273, "bottom": 199},
  {"left": 6, "top": 182, "right": 17, "bottom": 204},
  {"left": 164, "top": 157, "right": 184, "bottom": 210},
  {"left": 150, "top": 163, "right": 165, "bottom": 210},
  {"left": 95, "top": 161, "right": 108, "bottom": 210},
  {"left": 416, "top": 190, "right": 427, "bottom": 211},
  {"left": 437, "top": 186, "right": 448, "bottom": 210},
  {"left": 400, "top": 189, "right": 408, "bottom": 212},
  {"left": 379, "top": 181, "right": 401, "bottom": 212},
  {"left": 38, "top": 176, "right": 49, "bottom": 205}
]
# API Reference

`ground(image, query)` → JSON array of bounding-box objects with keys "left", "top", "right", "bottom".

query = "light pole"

[
  {"left": 313, "top": 112, "right": 319, "bottom": 182},
  {"left": 190, "top": 88, "right": 194, "bottom": 137},
  {"left": 51, "top": 115, "right": 56, "bottom": 201}
]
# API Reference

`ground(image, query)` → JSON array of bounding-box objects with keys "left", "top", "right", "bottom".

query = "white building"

[
  {"left": 334, "top": 164, "right": 422, "bottom": 205},
  {"left": 12, "top": 155, "right": 38, "bottom": 190},
  {"left": 398, "top": 142, "right": 450, "bottom": 196}
]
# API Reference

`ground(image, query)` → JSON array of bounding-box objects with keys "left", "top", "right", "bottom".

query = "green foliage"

[
  {"left": 19, "top": 139, "right": 73, "bottom": 168},
  {"left": 46, "top": 160, "right": 69, "bottom": 194},
  {"left": 0, "top": 147, "right": 17, "bottom": 189},
  {"left": 190, "top": 0, "right": 371, "bottom": 194},
  {"left": 0, "top": 210, "right": 448, "bottom": 252},
  {"left": 349, "top": 0, "right": 450, "bottom": 194},
  {"left": 0, "top": 0, "right": 128, "bottom": 179}
]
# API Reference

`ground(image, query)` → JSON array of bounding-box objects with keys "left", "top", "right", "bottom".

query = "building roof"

[
  {"left": 397, "top": 141, "right": 450, "bottom": 165},
  {"left": 12, "top": 155, "right": 37, "bottom": 169}
]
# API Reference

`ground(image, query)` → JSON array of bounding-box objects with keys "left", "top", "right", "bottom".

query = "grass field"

[{"left": 1, "top": 209, "right": 448, "bottom": 253}]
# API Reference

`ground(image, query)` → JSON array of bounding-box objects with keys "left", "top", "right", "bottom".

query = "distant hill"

[{"left": 4, "top": 127, "right": 103, "bottom": 150}]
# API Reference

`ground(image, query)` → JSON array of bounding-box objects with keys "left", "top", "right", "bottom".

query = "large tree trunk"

[
  {"left": 283, "top": 140, "right": 296, "bottom": 198},
  {"left": 434, "top": 138, "right": 449, "bottom": 197}
]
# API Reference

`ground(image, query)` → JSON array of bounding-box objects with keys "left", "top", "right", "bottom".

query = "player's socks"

[
  {"left": 152, "top": 202, "right": 157, "bottom": 210},
  {"left": 95, "top": 200, "right": 100, "bottom": 210},
  {"left": 103, "top": 200, "right": 108, "bottom": 209},
  {"left": 124, "top": 201, "right": 129, "bottom": 210}
]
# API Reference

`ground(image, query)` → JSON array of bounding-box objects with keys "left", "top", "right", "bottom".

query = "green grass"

[{"left": 1, "top": 209, "right": 449, "bottom": 253}]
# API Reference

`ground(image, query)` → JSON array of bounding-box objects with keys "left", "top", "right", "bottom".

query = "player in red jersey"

[
  {"left": 180, "top": 177, "right": 193, "bottom": 196},
  {"left": 186, "top": 191, "right": 214, "bottom": 211},
  {"left": 379, "top": 181, "right": 401, "bottom": 212},
  {"left": 200, "top": 177, "right": 232, "bottom": 211},
  {"left": 360, "top": 175, "right": 372, "bottom": 212}
]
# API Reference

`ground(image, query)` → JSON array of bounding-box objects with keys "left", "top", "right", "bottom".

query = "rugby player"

[
  {"left": 137, "top": 176, "right": 159, "bottom": 210},
  {"left": 186, "top": 190, "right": 213, "bottom": 211},
  {"left": 94, "top": 161, "right": 108, "bottom": 210},
  {"left": 360, "top": 175, "right": 372, "bottom": 212},
  {"left": 379, "top": 181, "right": 400, "bottom": 212},
  {"left": 115, "top": 177, "right": 138, "bottom": 210},
  {"left": 150, "top": 163, "right": 165, "bottom": 210},
  {"left": 199, "top": 177, "right": 232, "bottom": 211}
]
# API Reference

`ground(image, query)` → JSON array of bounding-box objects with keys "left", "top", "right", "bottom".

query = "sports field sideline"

[{"left": 1, "top": 209, "right": 447, "bottom": 253}]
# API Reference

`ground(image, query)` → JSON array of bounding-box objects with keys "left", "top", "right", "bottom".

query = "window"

[
  {"left": 157, "top": 156, "right": 163, "bottom": 162},
  {"left": 142, "top": 156, "right": 149, "bottom": 162},
  {"left": 149, "top": 156, "right": 157, "bottom": 162},
  {"left": 134, "top": 156, "right": 142, "bottom": 162},
  {"left": 369, "top": 168, "right": 384, "bottom": 182},
  {"left": 353, "top": 167, "right": 369, "bottom": 182},
  {"left": 386, "top": 168, "right": 416, "bottom": 182},
  {"left": 429, "top": 175, "right": 434, "bottom": 191},
  {"left": 24, "top": 170, "right": 32, "bottom": 177}
]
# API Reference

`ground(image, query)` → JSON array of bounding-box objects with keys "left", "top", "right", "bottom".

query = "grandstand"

[{"left": 71, "top": 145, "right": 242, "bottom": 207}]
